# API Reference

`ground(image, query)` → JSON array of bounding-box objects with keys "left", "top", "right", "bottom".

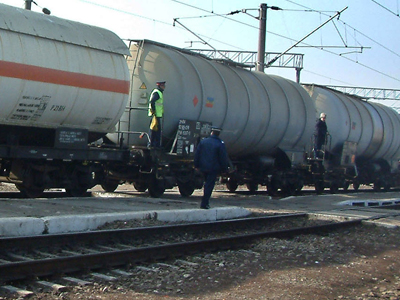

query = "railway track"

[{"left": 0, "top": 213, "right": 363, "bottom": 287}]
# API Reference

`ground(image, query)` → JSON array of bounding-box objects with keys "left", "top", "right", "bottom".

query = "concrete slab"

[
  {"left": 157, "top": 207, "right": 250, "bottom": 222},
  {"left": 0, "top": 217, "right": 45, "bottom": 236},
  {"left": 43, "top": 212, "right": 152, "bottom": 234},
  {"left": 0, "top": 207, "right": 251, "bottom": 237}
]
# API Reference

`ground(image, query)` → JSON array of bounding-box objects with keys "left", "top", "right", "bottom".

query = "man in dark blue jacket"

[
  {"left": 194, "top": 127, "right": 229, "bottom": 209},
  {"left": 314, "top": 112, "right": 328, "bottom": 158}
]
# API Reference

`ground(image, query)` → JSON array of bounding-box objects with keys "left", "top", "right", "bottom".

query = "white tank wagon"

[
  {"left": 303, "top": 85, "right": 400, "bottom": 191},
  {"left": 110, "top": 40, "right": 316, "bottom": 164},
  {"left": 0, "top": 4, "right": 130, "bottom": 146},
  {"left": 0, "top": 4, "right": 131, "bottom": 197}
]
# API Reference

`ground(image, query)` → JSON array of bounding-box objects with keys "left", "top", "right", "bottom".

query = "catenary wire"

[
  {"left": 76, "top": 0, "right": 400, "bottom": 84},
  {"left": 171, "top": 0, "right": 400, "bottom": 84},
  {"left": 282, "top": 0, "right": 400, "bottom": 58},
  {"left": 371, "top": 0, "right": 400, "bottom": 17}
]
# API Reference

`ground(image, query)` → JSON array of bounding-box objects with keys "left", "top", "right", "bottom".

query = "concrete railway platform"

[{"left": 0, "top": 183, "right": 400, "bottom": 237}]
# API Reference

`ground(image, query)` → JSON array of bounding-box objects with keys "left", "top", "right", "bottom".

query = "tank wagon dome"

[
  {"left": 114, "top": 40, "right": 316, "bottom": 163},
  {"left": 0, "top": 3, "right": 130, "bottom": 145}
]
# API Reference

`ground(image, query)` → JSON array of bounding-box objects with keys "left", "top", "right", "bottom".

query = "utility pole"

[
  {"left": 256, "top": 3, "right": 282, "bottom": 73},
  {"left": 24, "top": 0, "right": 32, "bottom": 10},
  {"left": 296, "top": 68, "right": 301, "bottom": 83},
  {"left": 257, "top": 3, "right": 267, "bottom": 72}
]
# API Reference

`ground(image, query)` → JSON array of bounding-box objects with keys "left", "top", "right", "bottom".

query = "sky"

[{"left": 1, "top": 0, "right": 399, "bottom": 99}]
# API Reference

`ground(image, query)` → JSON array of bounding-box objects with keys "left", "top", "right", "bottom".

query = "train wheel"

[
  {"left": 373, "top": 181, "right": 381, "bottom": 192},
  {"left": 66, "top": 188, "right": 88, "bottom": 197},
  {"left": 178, "top": 182, "right": 195, "bottom": 197},
  {"left": 267, "top": 180, "right": 278, "bottom": 196},
  {"left": 282, "top": 184, "right": 295, "bottom": 196},
  {"left": 226, "top": 179, "right": 238, "bottom": 192},
  {"left": 343, "top": 182, "right": 350, "bottom": 191},
  {"left": 133, "top": 182, "right": 148, "bottom": 192},
  {"left": 67, "top": 168, "right": 93, "bottom": 197},
  {"left": 148, "top": 176, "right": 165, "bottom": 198},
  {"left": 15, "top": 165, "right": 45, "bottom": 198},
  {"left": 101, "top": 180, "right": 119, "bottom": 192},
  {"left": 295, "top": 181, "right": 304, "bottom": 192},
  {"left": 353, "top": 182, "right": 360, "bottom": 191},
  {"left": 383, "top": 182, "right": 391, "bottom": 192},
  {"left": 330, "top": 182, "right": 339, "bottom": 194},
  {"left": 16, "top": 184, "right": 44, "bottom": 198},
  {"left": 315, "top": 181, "right": 324, "bottom": 194},
  {"left": 246, "top": 182, "right": 258, "bottom": 193}
]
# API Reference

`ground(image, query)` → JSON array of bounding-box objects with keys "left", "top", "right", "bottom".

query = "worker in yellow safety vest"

[{"left": 148, "top": 81, "right": 165, "bottom": 147}]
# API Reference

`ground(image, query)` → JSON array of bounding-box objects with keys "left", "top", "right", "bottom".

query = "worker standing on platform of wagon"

[
  {"left": 314, "top": 112, "right": 328, "bottom": 158},
  {"left": 148, "top": 81, "right": 166, "bottom": 148},
  {"left": 194, "top": 127, "right": 229, "bottom": 209}
]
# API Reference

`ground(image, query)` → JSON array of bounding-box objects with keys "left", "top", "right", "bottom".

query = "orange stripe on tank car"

[{"left": 0, "top": 60, "right": 130, "bottom": 94}]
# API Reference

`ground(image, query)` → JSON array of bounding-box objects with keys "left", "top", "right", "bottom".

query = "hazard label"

[{"left": 139, "top": 82, "right": 147, "bottom": 89}]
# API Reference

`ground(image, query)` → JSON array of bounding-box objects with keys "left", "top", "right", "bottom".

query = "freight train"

[{"left": 0, "top": 4, "right": 399, "bottom": 198}]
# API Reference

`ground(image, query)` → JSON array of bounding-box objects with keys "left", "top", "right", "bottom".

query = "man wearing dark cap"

[
  {"left": 148, "top": 81, "right": 166, "bottom": 147},
  {"left": 314, "top": 112, "right": 328, "bottom": 158},
  {"left": 194, "top": 127, "right": 229, "bottom": 209}
]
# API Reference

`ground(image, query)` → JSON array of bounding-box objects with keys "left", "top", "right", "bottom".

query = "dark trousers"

[
  {"left": 314, "top": 136, "right": 325, "bottom": 158},
  {"left": 149, "top": 117, "right": 162, "bottom": 147},
  {"left": 201, "top": 171, "right": 218, "bottom": 208}
]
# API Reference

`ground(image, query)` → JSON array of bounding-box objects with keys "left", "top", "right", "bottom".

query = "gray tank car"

[
  {"left": 107, "top": 40, "right": 400, "bottom": 196},
  {"left": 110, "top": 40, "right": 315, "bottom": 162},
  {"left": 106, "top": 40, "right": 317, "bottom": 195},
  {"left": 304, "top": 85, "right": 400, "bottom": 192}
]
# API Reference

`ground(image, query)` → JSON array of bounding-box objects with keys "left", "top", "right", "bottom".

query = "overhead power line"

[
  {"left": 77, "top": 0, "right": 400, "bottom": 85},
  {"left": 282, "top": 0, "right": 400, "bottom": 58},
  {"left": 371, "top": 0, "right": 400, "bottom": 17},
  {"left": 78, "top": 0, "right": 239, "bottom": 49},
  {"left": 171, "top": 0, "right": 400, "bottom": 84},
  {"left": 78, "top": 0, "right": 170, "bottom": 25}
]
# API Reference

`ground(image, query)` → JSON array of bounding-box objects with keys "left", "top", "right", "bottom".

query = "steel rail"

[
  {"left": 0, "top": 217, "right": 362, "bottom": 282},
  {"left": 0, "top": 213, "right": 307, "bottom": 250}
]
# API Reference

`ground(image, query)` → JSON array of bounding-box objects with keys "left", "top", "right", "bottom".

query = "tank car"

[
  {"left": 105, "top": 40, "right": 400, "bottom": 197},
  {"left": 110, "top": 40, "right": 315, "bottom": 156},
  {"left": 303, "top": 85, "right": 400, "bottom": 193},
  {"left": 105, "top": 40, "right": 317, "bottom": 196},
  {"left": 0, "top": 4, "right": 130, "bottom": 197}
]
